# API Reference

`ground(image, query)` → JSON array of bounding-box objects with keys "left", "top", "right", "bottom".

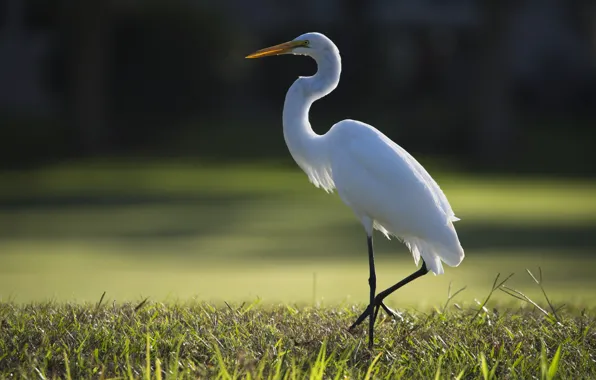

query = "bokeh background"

[{"left": 1, "top": 0, "right": 595, "bottom": 307}]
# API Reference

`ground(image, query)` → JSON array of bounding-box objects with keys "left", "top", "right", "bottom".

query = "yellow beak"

[{"left": 245, "top": 40, "right": 307, "bottom": 59}]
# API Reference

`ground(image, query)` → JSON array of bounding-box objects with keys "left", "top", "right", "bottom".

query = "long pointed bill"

[{"left": 245, "top": 40, "right": 307, "bottom": 59}]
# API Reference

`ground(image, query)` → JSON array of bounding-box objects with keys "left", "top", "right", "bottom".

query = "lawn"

[
  {"left": 1, "top": 161, "right": 596, "bottom": 378},
  {"left": 1, "top": 300, "right": 594, "bottom": 379},
  {"left": 1, "top": 161, "right": 595, "bottom": 307}
]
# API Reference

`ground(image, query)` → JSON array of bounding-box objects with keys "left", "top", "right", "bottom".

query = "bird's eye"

[{"left": 303, "top": 40, "right": 310, "bottom": 46}]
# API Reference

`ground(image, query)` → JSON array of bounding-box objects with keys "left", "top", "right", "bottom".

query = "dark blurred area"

[{"left": 1, "top": 0, "right": 595, "bottom": 174}]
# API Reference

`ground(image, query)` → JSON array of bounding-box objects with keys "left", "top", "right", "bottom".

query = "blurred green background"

[
  {"left": 1, "top": 162, "right": 595, "bottom": 307},
  {"left": 1, "top": 1, "right": 596, "bottom": 307}
]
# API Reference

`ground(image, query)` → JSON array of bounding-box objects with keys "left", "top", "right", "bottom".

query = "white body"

[{"left": 279, "top": 33, "right": 464, "bottom": 275}]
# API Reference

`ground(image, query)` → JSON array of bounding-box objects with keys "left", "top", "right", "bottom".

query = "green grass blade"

[
  {"left": 434, "top": 356, "right": 443, "bottom": 380},
  {"left": 455, "top": 367, "right": 467, "bottom": 380},
  {"left": 541, "top": 344, "right": 548, "bottom": 380},
  {"left": 155, "top": 358, "right": 162, "bottom": 380},
  {"left": 64, "top": 352, "right": 72, "bottom": 380},
  {"left": 480, "top": 353, "right": 489, "bottom": 380},
  {"left": 364, "top": 352, "right": 382, "bottom": 380},
  {"left": 168, "top": 336, "right": 184, "bottom": 380},
  {"left": 547, "top": 345, "right": 563, "bottom": 380},
  {"left": 309, "top": 340, "right": 328, "bottom": 380},
  {"left": 145, "top": 334, "right": 151, "bottom": 380},
  {"left": 212, "top": 341, "right": 232, "bottom": 380},
  {"left": 125, "top": 338, "right": 134, "bottom": 380},
  {"left": 489, "top": 359, "right": 499, "bottom": 379}
]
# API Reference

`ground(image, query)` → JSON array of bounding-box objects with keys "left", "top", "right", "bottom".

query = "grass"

[
  {"left": 1, "top": 291, "right": 594, "bottom": 379},
  {"left": 1, "top": 161, "right": 596, "bottom": 377},
  {"left": 1, "top": 161, "right": 596, "bottom": 305},
  {"left": 2, "top": 249, "right": 596, "bottom": 308}
]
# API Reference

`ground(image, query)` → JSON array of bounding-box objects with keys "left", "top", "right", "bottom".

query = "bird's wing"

[
  {"left": 378, "top": 131, "right": 459, "bottom": 222},
  {"left": 327, "top": 119, "right": 464, "bottom": 274},
  {"left": 328, "top": 119, "right": 459, "bottom": 226}
]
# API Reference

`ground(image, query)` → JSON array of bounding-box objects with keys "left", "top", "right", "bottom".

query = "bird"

[{"left": 246, "top": 32, "right": 465, "bottom": 349}]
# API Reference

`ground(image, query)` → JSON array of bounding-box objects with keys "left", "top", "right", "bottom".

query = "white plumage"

[
  {"left": 246, "top": 32, "right": 465, "bottom": 347},
  {"left": 254, "top": 32, "right": 465, "bottom": 275},
  {"left": 326, "top": 119, "right": 464, "bottom": 274}
]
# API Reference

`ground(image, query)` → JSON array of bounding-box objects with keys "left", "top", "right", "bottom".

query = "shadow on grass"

[
  {"left": 247, "top": 221, "right": 596, "bottom": 262},
  {"left": 322, "top": 221, "right": 596, "bottom": 251},
  {"left": 1, "top": 194, "right": 595, "bottom": 259},
  {"left": 0, "top": 194, "right": 267, "bottom": 244},
  {"left": 0, "top": 194, "right": 259, "bottom": 210}
]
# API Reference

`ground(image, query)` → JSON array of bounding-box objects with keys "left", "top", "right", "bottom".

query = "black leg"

[
  {"left": 375, "top": 260, "right": 429, "bottom": 303},
  {"left": 366, "top": 235, "right": 376, "bottom": 349},
  {"left": 349, "top": 260, "right": 429, "bottom": 332}
]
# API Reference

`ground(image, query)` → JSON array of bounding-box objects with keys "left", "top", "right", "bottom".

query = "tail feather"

[{"left": 403, "top": 236, "right": 464, "bottom": 275}]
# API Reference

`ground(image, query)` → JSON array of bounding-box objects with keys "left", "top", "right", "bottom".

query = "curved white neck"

[{"left": 282, "top": 49, "right": 341, "bottom": 169}]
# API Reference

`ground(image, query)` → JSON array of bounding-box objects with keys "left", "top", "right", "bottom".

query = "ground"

[
  {"left": 1, "top": 300, "right": 594, "bottom": 379},
  {"left": 0, "top": 161, "right": 595, "bottom": 378}
]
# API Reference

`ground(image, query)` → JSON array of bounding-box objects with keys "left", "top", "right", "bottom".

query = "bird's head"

[{"left": 245, "top": 32, "right": 337, "bottom": 59}]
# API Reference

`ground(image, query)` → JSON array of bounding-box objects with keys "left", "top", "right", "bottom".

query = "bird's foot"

[
  {"left": 348, "top": 301, "right": 401, "bottom": 332},
  {"left": 379, "top": 303, "right": 403, "bottom": 321}
]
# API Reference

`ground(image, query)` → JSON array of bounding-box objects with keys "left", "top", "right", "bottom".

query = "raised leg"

[{"left": 349, "top": 260, "right": 429, "bottom": 332}]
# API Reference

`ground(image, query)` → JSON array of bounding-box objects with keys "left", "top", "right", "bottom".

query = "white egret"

[{"left": 246, "top": 32, "right": 465, "bottom": 349}]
